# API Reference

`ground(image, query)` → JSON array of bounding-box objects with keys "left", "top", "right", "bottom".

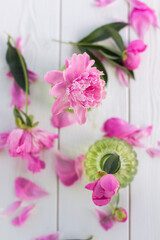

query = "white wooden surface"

[{"left": 0, "top": 0, "right": 159, "bottom": 239}]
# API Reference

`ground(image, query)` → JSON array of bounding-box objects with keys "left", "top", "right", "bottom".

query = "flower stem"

[
  {"left": 86, "top": 236, "right": 94, "bottom": 240},
  {"left": 109, "top": 202, "right": 115, "bottom": 211}
]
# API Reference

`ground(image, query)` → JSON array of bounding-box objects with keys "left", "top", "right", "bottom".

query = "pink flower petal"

[
  {"left": 12, "top": 204, "right": 35, "bottom": 227},
  {"left": 95, "top": 0, "right": 115, "bottom": 7},
  {"left": 15, "top": 177, "right": 48, "bottom": 201},
  {"left": 35, "top": 233, "right": 59, "bottom": 240},
  {"left": 127, "top": 40, "right": 147, "bottom": 52},
  {"left": 116, "top": 67, "right": 129, "bottom": 87},
  {"left": 25, "top": 154, "right": 46, "bottom": 174},
  {"left": 100, "top": 174, "right": 119, "bottom": 197},
  {"left": 51, "top": 111, "right": 76, "bottom": 128},
  {"left": 49, "top": 82, "right": 66, "bottom": 98},
  {"left": 1, "top": 201, "right": 22, "bottom": 216},
  {"left": 52, "top": 96, "right": 70, "bottom": 115},
  {"left": 45, "top": 71, "right": 64, "bottom": 85},
  {"left": 0, "top": 132, "right": 10, "bottom": 149},
  {"left": 96, "top": 208, "right": 114, "bottom": 231},
  {"left": 28, "top": 69, "right": 39, "bottom": 83},
  {"left": 54, "top": 151, "right": 82, "bottom": 186},
  {"left": 147, "top": 147, "right": 160, "bottom": 158},
  {"left": 114, "top": 207, "right": 128, "bottom": 222},
  {"left": 74, "top": 105, "right": 87, "bottom": 125},
  {"left": 16, "top": 37, "right": 22, "bottom": 53},
  {"left": 85, "top": 180, "right": 99, "bottom": 191}
]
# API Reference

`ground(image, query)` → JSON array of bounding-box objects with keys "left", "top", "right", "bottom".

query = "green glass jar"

[{"left": 85, "top": 137, "right": 138, "bottom": 188}]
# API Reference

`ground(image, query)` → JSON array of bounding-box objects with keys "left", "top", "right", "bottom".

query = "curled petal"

[
  {"left": 96, "top": 208, "right": 114, "bottom": 231},
  {"left": 54, "top": 151, "right": 82, "bottom": 186},
  {"left": 52, "top": 96, "right": 70, "bottom": 115},
  {"left": 100, "top": 174, "right": 119, "bottom": 197},
  {"left": 15, "top": 177, "right": 48, "bottom": 201},
  {"left": 127, "top": 40, "right": 147, "bottom": 52},
  {"left": 1, "top": 201, "right": 22, "bottom": 216},
  {"left": 85, "top": 180, "right": 99, "bottom": 191},
  {"left": 51, "top": 111, "right": 76, "bottom": 129},
  {"left": 12, "top": 205, "right": 35, "bottom": 227},
  {"left": 35, "top": 233, "right": 59, "bottom": 240},
  {"left": 28, "top": 70, "right": 39, "bottom": 83},
  {"left": 74, "top": 105, "right": 87, "bottom": 125},
  {"left": 25, "top": 154, "right": 46, "bottom": 174},
  {"left": 116, "top": 67, "right": 129, "bottom": 87},
  {"left": 45, "top": 71, "right": 64, "bottom": 86}
]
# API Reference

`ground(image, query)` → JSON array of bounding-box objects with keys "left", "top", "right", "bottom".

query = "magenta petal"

[
  {"left": 15, "top": 177, "right": 48, "bottom": 201},
  {"left": 45, "top": 71, "right": 64, "bottom": 86},
  {"left": 100, "top": 174, "right": 119, "bottom": 197},
  {"left": 25, "top": 154, "right": 46, "bottom": 174},
  {"left": 6, "top": 71, "right": 13, "bottom": 78},
  {"left": 51, "top": 111, "right": 76, "bottom": 128},
  {"left": 54, "top": 151, "right": 79, "bottom": 186},
  {"left": 95, "top": 0, "right": 115, "bottom": 7},
  {"left": 1, "top": 201, "right": 22, "bottom": 216},
  {"left": 147, "top": 147, "right": 160, "bottom": 158},
  {"left": 74, "top": 105, "right": 87, "bottom": 125},
  {"left": 127, "top": 40, "right": 147, "bottom": 52},
  {"left": 96, "top": 208, "right": 114, "bottom": 231},
  {"left": 117, "top": 67, "right": 129, "bottom": 87},
  {"left": 35, "top": 233, "right": 59, "bottom": 240},
  {"left": 0, "top": 132, "right": 10, "bottom": 149},
  {"left": 16, "top": 37, "right": 22, "bottom": 52},
  {"left": 28, "top": 69, "right": 39, "bottom": 83},
  {"left": 12, "top": 204, "right": 35, "bottom": 227},
  {"left": 85, "top": 180, "right": 98, "bottom": 191},
  {"left": 49, "top": 82, "right": 66, "bottom": 98},
  {"left": 52, "top": 96, "right": 70, "bottom": 115},
  {"left": 93, "top": 196, "right": 111, "bottom": 206}
]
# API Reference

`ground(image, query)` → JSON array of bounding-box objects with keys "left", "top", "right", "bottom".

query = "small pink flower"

[
  {"left": 128, "top": 0, "right": 159, "bottom": 38},
  {"left": 0, "top": 128, "right": 58, "bottom": 173},
  {"left": 95, "top": 0, "right": 115, "bottom": 7},
  {"left": 116, "top": 67, "right": 129, "bottom": 87},
  {"left": 45, "top": 53, "right": 106, "bottom": 125},
  {"left": 102, "top": 117, "right": 152, "bottom": 147},
  {"left": 6, "top": 37, "right": 39, "bottom": 109},
  {"left": 35, "top": 233, "right": 59, "bottom": 240},
  {"left": 113, "top": 207, "right": 127, "bottom": 222},
  {"left": 122, "top": 40, "right": 147, "bottom": 70},
  {"left": 51, "top": 110, "right": 76, "bottom": 128},
  {"left": 96, "top": 208, "right": 114, "bottom": 231},
  {"left": 54, "top": 151, "right": 85, "bottom": 186},
  {"left": 85, "top": 174, "right": 119, "bottom": 206}
]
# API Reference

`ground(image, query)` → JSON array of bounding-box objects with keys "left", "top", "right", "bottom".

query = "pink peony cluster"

[
  {"left": 45, "top": 53, "right": 106, "bottom": 125},
  {"left": 85, "top": 174, "right": 119, "bottom": 206},
  {"left": 0, "top": 128, "right": 58, "bottom": 173}
]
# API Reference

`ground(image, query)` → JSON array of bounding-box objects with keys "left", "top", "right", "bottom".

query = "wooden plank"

[
  {"left": 130, "top": 0, "right": 160, "bottom": 239},
  {"left": 59, "top": 0, "right": 129, "bottom": 239},
  {"left": 0, "top": 0, "right": 60, "bottom": 239}
]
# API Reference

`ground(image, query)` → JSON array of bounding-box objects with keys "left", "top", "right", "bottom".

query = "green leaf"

[
  {"left": 103, "top": 27, "right": 125, "bottom": 51},
  {"left": 6, "top": 37, "right": 29, "bottom": 92},
  {"left": 13, "top": 106, "right": 25, "bottom": 124},
  {"left": 79, "top": 47, "right": 108, "bottom": 85},
  {"left": 20, "top": 110, "right": 32, "bottom": 127},
  {"left": 103, "top": 154, "right": 121, "bottom": 174},
  {"left": 79, "top": 22, "right": 128, "bottom": 43}
]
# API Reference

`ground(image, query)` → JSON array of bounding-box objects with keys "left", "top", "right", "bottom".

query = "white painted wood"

[
  {"left": 130, "top": 0, "right": 160, "bottom": 239},
  {"left": 59, "top": 0, "right": 129, "bottom": 239},
  {"left": 0, "top": 0, "right": 60, "bottom": 239}
]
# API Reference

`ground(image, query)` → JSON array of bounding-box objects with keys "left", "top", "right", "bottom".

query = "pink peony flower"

[
  {"left": 6, "top": 37, "right": 39, "bottom": 109},
  {"left": 102, "top": 117, "right": 152, "bottom": 147},
  {"left": 85, "top": 174, "right": 119, "bottom": 206},
  {"left": 116, "top": 67, "right": 129, "bottom": 87},
  {"left": 122, "top": 40, "right": 147, "bottom": 70},
  {"left": 96, "top": 208, "right": 114, "bottom": 231},
  {"left": 0, "top": 128, "right": 58, "bottom": 173},
  {"left": 54, "top": 151, "right": 85, "bottom": 186},
  {"left": 95, "top": 0, "right": 115, "bottom": 7},
  {"left": 128, "top": 0, "right": 159, "bottom": 39},
  {"left": 113, "top": 207, "right": 127, "bottom": 222},
  {"left": 51, "top": 110, "right": 76, "bottom": 129},
  {"left": 45, "top": 53, "right": 106, "bottom": 125}
]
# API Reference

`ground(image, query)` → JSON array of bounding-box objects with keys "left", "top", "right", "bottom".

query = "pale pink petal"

[
  {"left": 95, "top": 0, "right": 115, "bottom": 7},
  {"left": 96, "top": 208, "right": 114, "bottom": 231},
  {"left": 1, "top": 201, "right": 22, "bottom": 216},
  {"left": 54, "top": 151, "right": 81, "bottom": 186},
  {"left": 10, "top": 81, "right": 30, "bottom": 110},
  {"left": 44, "top": 71, "right": 64, "bottom": 86},
  {"left": 12, "top": 205, "right": 35, "bottom": 227},
  {"left": 15, "top": 177, "right": 48, "bottom": 201},
  {"left": 74, "top": 105, "right": 87, "bottom": 125},
  {"left": 49, "top": 82, "right": 66, "bottom": 98},
  {"left": 28, "top": 69, "right": 39, "bottom": 83},
  {"left": 75, "top": 154, "right": 85, "bottom": 178},
  {"left": 147, "top": 147, "right": 160, "bottom": 158},
  {"left": 25, "top": 154, "right": 46, "bottom": 174},
  {"left": 102, "top": 118, "right": 137, "bottom": 138},
  {"left": 0, "top": 132, "right": 10, "bottom": 149},
  {"left": 100, "top": 174, "right": 119, "bottom": 198},
  {"left": 51, "top": 111, "right": 76, "bottom": 128},
  {"left": 116, "top": 67, "right": 129, "bottom": 87},
  {"left": 35, "top": 233, "right": 59, "bottom": 240},
  {"left": 6, "top": 71, "right": 13, "bottom": 78},
  {"left": 52, "top": 96, "right": 70, "bottom": 115}
]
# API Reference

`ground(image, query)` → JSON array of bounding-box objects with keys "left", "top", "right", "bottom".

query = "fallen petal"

[
  {"left": 96, "top": 208, "right": 114, "bottom": 231},
  {"left": 1, "top": 201, "right": 22, "bottom": 216},
  {"left": 51, "top": 110, "right": 76, "bottom": 128},
  {"left": 35, "top": 233, "right": 59, "bottom": 240},
  {"left": 12, "top": 204, "right": 35, "bottom": 227},
  {"left": 95, "top": 0, "right": 115, "bottom": 7},
  {"left": 116, "top": 67, "right": 129, "bottom": 87}
]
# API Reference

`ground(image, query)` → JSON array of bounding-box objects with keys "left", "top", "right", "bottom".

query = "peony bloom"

[
  {"left": 96, "top": 208, "right": 114, "bottom": 231},
  {"left": 45, "top": 53, "right": 106, "bottom": 125},
  {"left": 128, "top": 0, "right": 159, "bottom": 39},
  {"left": 0, "top": 128, "right": 58, "bottom": 173},
  {"left": 102, "top": 117, "right": 152, "bottom": 147},
  {"left": 122, "top": 40, "right": 147, "bottom": 70},
  {"left": 85, "top": 174, "right": 119, "bottom": 206},
  {"left": 54, "top": 151, "right": 85, "bottom": 186},
  {"left": 95, "top": 0, "right": 115, "bottom": 7},
  {"left": 6, "top": 37, "right": 39, "bottom": 109},
  {"left": 113, "top": 207, "right": 127, "bottom": 222}
]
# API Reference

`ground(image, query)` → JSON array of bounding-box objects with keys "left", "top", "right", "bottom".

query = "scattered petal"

[
  {"left": 35, "top": 233, "right": 59, "bottom": 240},
  {"left": 96, "top": 208, "right": 114, "bottom": 231},
  {"left": 12, "top": 204, "right": 35, "bottom": 227},
  {"left": 1, "top": 201, "right": 22, "bottom": 216},
  {"left": 95, "top": 0, "right": 116, "bottom": 7},
  {"left": 0, "top": 132, "right": 10, "bottom": 149},
  {"left": 15, "top": 177, "right": 48, "bottom": 201},
  {"left": 116, "top": 67, "right": 129, "bottom": 87}
]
